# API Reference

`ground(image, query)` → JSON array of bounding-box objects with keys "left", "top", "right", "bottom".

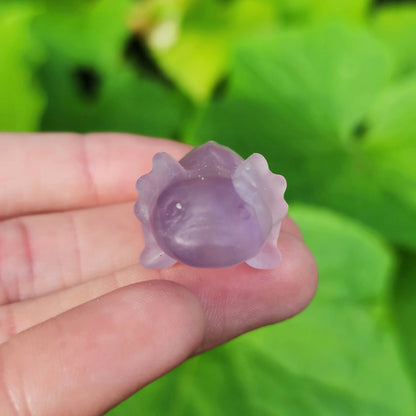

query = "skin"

[{"left": 0, "top": 133, "right": 318, "bottom": 416}]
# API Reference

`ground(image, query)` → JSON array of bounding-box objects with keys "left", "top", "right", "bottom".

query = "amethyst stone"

[{"left": 134, "top": 141, "right": 288, "bottom": 269}]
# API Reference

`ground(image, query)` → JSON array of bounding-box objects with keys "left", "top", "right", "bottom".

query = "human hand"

[{"left": 0, "top": 133, "right": 318, "bottom": 415}]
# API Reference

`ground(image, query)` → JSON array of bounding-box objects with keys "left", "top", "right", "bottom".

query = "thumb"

[{"left": 0, "top": 280, "right": 205, "bottom": 416}]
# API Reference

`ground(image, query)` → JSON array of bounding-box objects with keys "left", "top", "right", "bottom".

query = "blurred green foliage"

[
  {"left": 0, "top": 3, "right": 44, "bottom": 130},
  {"left": 0, "top": 0, "right": 415, "bottom": 414}
]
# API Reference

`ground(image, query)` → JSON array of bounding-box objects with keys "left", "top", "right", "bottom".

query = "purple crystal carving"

[{"left": 134, "top": 141, "right": 288, "bottom": 269}]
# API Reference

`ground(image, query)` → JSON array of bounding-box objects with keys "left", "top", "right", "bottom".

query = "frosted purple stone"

[{"left": 134, "top": 141, "right": 288, "bottom": 269}]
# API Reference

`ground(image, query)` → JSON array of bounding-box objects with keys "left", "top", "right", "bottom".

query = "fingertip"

[
  {"left": 132, "top": 280, "right": 206, "bottom": 352},
  {"left": 281, "top": 216, "right": 304, "bottom": 241},
  {"left": 276, "top": 232, "right": 318, "bottom": 320}
]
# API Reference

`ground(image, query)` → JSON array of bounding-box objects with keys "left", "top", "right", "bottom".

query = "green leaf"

[
  {"left": 191, "top": 23, "right": 416, "bottom": 250},
  {"left": 0, "top": 4, "right": 45, "bottom": 131},
  {"left": 0, "top": 0, "right": 95, "bottom": 8},
  {"left": 38, "top": 59, "right": 191, "bottom": 138},
  {"left": 275, "top": 0, "right": 371, "bottom": 24},
  {"left": 135, "top": 0, "right": 277, "bottom": 102},
  {"left": 33, "top": 0, "right": 191, "bottom": 137},
  {"left": 107, "top": 206, "right": 415, "bottom": 416},
  {"left": 33, "top": 0, "right": 131, "bottom": 69},
  {"left": 393, "top": 250, "right": 416, "bottom": 394},
  {"left": 372, "top": 5, "right": 416, "bottom": 78},
  {"left": 363, "top": 76, "right": 416, "bottom": 209},
  {"left": 137, "top": 0, "right": 370, "bottom": 103},
  {"left": 230, "top": 24, "right": 391, "bottom": 142}
]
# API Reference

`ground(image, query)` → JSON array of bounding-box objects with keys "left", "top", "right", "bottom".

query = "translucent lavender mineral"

[{"left": 134, "top": 141, "right": 288, "bottom": 269}]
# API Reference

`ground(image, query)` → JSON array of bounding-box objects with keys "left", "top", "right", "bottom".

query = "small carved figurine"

[{"left": 135, "top": 141, "right": 288, "bottom": 269}]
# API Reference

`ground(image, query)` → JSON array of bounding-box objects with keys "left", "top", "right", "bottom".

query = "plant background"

[{"left": 1, "top": 0, "right": 416, "bottom": 414}]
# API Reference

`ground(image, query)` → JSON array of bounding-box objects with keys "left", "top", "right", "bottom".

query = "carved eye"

[{"left": 164, "top": 201, "right": 184, "bottom": 219}]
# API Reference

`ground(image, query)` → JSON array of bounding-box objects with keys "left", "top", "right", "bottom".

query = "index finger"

[{"left": 0, "top": 133, "right": 190, "bottom": 219}]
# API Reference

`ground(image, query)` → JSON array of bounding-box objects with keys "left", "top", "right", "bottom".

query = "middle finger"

[
  {"left": 0, "top": 203, "right": 140, "bottom": 305},
  {"left": 0, "top": 203, "right": 303, "bottom": 305}
]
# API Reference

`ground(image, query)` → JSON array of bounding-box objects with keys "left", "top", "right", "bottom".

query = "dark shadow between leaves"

[
  {"left": 72, "top": 66, "right": 101, "bottom": 101},
  {"left": 123, "top": 33, "right": 175, "bottom": 89}
]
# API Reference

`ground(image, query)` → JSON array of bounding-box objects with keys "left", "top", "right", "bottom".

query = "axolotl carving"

[{"left": 134, "top": 141, "right": 288, "bottom": 269}]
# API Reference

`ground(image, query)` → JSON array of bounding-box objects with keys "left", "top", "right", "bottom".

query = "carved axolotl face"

[
  {"left": 151, "top": 177, "right": 270, "bottom": 268},
  {"left": 135, "top": 141, "right": 288, "bottom": 269}
]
